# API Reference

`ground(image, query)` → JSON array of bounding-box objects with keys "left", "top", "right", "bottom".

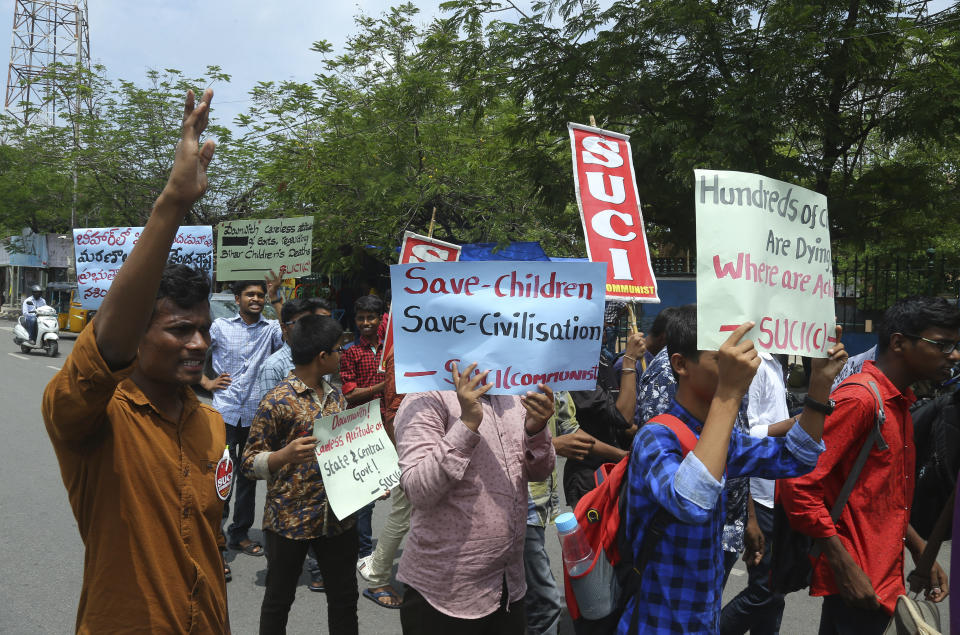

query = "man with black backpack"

[
  {"left": 618, "top": 305, "right": 847, "bottom": 634},
  {"left": 781, "top": 296, "right": 960, "bottom": 634}
]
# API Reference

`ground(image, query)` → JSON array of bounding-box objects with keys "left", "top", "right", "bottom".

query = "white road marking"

[
  {"left": 47, "top": 365, "right": 61, "bottom": 371},
  {"left": 7, "top": 352, "right": 27, "bottom": 360}
]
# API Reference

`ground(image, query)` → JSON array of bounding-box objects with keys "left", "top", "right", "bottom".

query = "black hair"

[
  {"left": 289, "top": 314, "right": 344, "bottom": 365},
  {"left": 878, "top": 295, "right": 960, "bottom": 353},
  {"left": 280, "top": 297, "right": 309, "bottom": 324},
  {"left": 650, "top": 306, "right": 680, "bottom": 338},
  {"left": 156, "top": 263, "right": 210, "bottom": 310},
  {"left": 231, "top": 279, "right": 267, "bottom": 296},
  {"left": 665, "top": 304, "right": 698, "bottom": 381},
  {"left": 303, "top": 297, "right": 335, "bottom": 314},
  {"left": 354, "top": 294, "right": 384, "bottom": 315}
]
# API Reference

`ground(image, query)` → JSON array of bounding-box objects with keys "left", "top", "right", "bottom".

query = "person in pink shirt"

[{"left": 394, "top": 361, "right": 556, "bottom": 634}]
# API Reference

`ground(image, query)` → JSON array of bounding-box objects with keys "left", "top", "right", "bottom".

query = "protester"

[
  {"left": 202, "top": 274, "right": 284, "bottom": 562},
  {"left": 339, "top": 294, "right": 386, "bottom": 577},
  {"left": 254, "top": 295, "right": 335, "bottom": 592},
  {"left": 564, "top": 328, "right": 647, "bottom": 507},
  {"left": 21, "top": 283, "right": 46, "bottom": 343},
  {"left": 363, "top": 350, "right": 410, "bottom": 609},
  {"left": 719, "top": 351, "right": 790, "bottom": 634},
  {"left": 241, "top": 314, "right": 358, "bottom": 634},
  {"left": 619, "top": 305, "right": 846, "bottom": 633},
  {"left": 395, "top": 362, "right": 556, "bottom": 634},
  {"left": 781, "top": 296, "right": 960, "bottom": 634},
  {"left": 640, "top": 307, "right": 676, "bottom": 369},
  {"left": 635, "top": 304, "right": 752, "bottom": 581},
  {"left": 42, "top": 90, "right": 229, "bottom": 631}
]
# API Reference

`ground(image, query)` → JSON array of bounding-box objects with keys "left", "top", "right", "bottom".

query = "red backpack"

[{"left": 561, "top": 414, "right": 698, "bottom": 633}]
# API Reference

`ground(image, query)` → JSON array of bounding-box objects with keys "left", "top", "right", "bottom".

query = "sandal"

[
  {"left": 308, "top": 578, "right": 325, "bottom": 593},
  {"left": 228, "top": 539, "right": 265, "bottom": 557},
  {"left": 224, "top": 563, "right": 232, "bottom": 583},
  {"left": 363, "top": 586, "right": 402, "bottom": 609}
]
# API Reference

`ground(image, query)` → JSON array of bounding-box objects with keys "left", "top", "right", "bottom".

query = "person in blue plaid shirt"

[{"left": 619, "top": 305, "right": 847, "bottom": 634}]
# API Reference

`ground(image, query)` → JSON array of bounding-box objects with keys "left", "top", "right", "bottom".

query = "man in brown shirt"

[{"left": 42, "top": 89, "right": 229, "bottom": 633}]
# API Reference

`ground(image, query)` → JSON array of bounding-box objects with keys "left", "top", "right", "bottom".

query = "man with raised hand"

[{"left": 43, "top": 90, "right": 229, "bottom": 633}]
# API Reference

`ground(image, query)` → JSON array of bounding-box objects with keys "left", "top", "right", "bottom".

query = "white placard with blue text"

[
  {"left": 391, "top": 261, "right": 606, "bottom": 395},
  {"left": 695, "top": 170, "right": 835, "bottom": 357},
  {"left": 73, "top": 226, "right": 213, "bottom": 310}
]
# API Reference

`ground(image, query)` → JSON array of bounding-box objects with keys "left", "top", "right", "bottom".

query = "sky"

[{"left": 0, "top": 0, "right": 454, "bottom": 131}]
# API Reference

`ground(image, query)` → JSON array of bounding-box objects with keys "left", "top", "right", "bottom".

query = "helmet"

[{"left": 30, "top": 284, "right": 42, "bottom": 293}]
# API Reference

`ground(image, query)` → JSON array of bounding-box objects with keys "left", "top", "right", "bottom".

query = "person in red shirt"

[
  {"left": 781, "top": 295, "right": 960, "bottom": 634},
  {"left": 339, "top": 294, "right": 386, "bottom": 574}
]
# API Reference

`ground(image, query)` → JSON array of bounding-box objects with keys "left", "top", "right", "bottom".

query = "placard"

[
  {"left": 568, "top": 122, "right": 659, "bottom": 302},
  {"left": 391, "top": 261, "right": 606, "bottom": 395},
  {"left": 379, "top": 232, "right": 463, "bottom": 371},
  {"left": 695, "top": 169, "right": 835, "bottom": 356},
  {"left": 216, "top": 216, "right": 313, "bottom": 281},
  {"left": 73, "top": 226, "right": 213, "bottom": 309},
  {"left": 313, "top": 400, "right": 400, "bottom": 521}
]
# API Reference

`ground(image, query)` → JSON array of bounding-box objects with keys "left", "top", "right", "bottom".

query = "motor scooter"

[{"left": 13, "top": 304, "right": 59, "bottom": 356}]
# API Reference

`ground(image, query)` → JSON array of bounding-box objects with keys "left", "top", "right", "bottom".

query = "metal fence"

[{"left": 642, "top": 254, "right": 960, "bottom": 335}]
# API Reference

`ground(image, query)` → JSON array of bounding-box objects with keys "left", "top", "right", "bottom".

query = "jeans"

[
  {"left": 223, "top": 423, "right": 257, "bottom": 545},
  {"left": 523, "top": 525, "right": 562, "bottom": 635},
  {"left": 817, "top": 595, "right": 890, "bottom": 635},
  {"left": 400, "top": 582, "right": 525, "bottom": 635},
  {"left": 356, "top": 501, "right": 375, "bottom": 558},
  {"left": 367, "top": 486, "right": 411, "bottom": 587},
  {"left": 24, "top": 314, "right": 37, "bottom": 341},
  {"left": 722, "top": 548, "right": 739, "bottom": 589},
  {"left": 260, "top": 527, "right": 359, "bottom": 635},
  {"left": 720, "top": 503, "right": 785, "bottom": 635}
]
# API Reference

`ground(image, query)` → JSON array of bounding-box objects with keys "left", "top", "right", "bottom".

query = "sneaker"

[
  {"left": 356, "top": 555, "right": 373, "bottom": 582},
  {"left": 308, "top": 570, "right": 325, "bottom": 593}
]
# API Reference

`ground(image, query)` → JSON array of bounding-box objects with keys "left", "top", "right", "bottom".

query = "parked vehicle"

[{"left": 47, "top": 282, "right": 96, "bottom": 334}]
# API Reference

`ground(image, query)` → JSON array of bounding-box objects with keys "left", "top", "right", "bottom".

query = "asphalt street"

[{"left": 0, "top": 324, "right": 951, "bottom": 634}]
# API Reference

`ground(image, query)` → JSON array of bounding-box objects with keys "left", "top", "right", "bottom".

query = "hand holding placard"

[
  {"left": 715, "top": 322, "right": 761, "bottom": 402},
  {"left": 521, "top": 384, "right": 555, "bottom": 435},
  {"left": 452, "top": 362, "right": 492, "bottom": 432}
]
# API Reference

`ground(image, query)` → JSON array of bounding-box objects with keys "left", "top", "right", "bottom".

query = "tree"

[
  {"left": 442, "top": 0, "right": 960, "bottom": 254},
  {"left": 238, "top": 3, "right": 583, "bottom": 269}
]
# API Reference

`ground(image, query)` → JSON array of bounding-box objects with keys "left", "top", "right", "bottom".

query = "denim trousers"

[
  {"left": 523, "top": 524, "right": 562, "bottom": 635},
  {"left": 367, "top": 486, "right": 411, "bottom": 587},
  {"left": 223, "top": 423, "right": 257, "bottom": 545},
  {"left": 356, "top": 501, "right": 375, "bottom": 558},
  {"left": 720, "top": 503, "right": 785, "bottom": 635},
  {"left": 260, "top": 527, "right": 359, "bottom": 635}
]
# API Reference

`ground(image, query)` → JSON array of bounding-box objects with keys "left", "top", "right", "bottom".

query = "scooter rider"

[{"left": 22, "top": 285, "right": 46, "bottom": 344}]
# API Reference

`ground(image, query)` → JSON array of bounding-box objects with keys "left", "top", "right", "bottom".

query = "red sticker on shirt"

[{"left": 216, "top": 448, "right": 233, "bottom": 501}]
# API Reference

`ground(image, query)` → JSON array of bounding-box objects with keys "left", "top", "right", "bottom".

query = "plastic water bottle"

[{"left": 556, "top": 512, "right": 593, "bottom": 576}]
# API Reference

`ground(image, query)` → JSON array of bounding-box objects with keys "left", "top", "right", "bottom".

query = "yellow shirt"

[{"left": 43, "top": 323, "right": 228, "bottom": 634}]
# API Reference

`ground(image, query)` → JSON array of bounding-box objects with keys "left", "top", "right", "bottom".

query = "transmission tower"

[{"left": 5, "top": 0, "right": 91, "bottom": 126}]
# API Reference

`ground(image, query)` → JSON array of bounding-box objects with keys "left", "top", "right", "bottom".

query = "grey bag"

[{"left": 882, "top": 595, "right": 941, "bottom": 635}]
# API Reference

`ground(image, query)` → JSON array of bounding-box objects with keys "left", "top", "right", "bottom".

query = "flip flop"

[
  {"left": 362, "top": 587, "right": 402, "bottom": 609},
  {"left": 228, "top": 540, "right": 265, "bottom": 557},
  {"left": 224, "top": 563, "right": 232, "bottom": 583}
]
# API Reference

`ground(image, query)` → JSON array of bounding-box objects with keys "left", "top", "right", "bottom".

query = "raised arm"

[{"left": 94, "top": 89, "right": 216, "bottom": 368}]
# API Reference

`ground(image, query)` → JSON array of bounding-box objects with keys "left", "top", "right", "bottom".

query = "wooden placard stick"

[{"left": 428, "top": 207, "right": 437, "bottom": 238}]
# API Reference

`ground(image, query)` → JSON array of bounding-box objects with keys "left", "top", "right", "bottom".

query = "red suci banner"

[
  {"left": 379, "top": 232, "right": 462, "bottom": 370},
  {"left": 568, "top": 123, "right": 659, "bottom": 302}
]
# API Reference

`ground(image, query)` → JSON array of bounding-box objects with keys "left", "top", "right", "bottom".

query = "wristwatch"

[{"left": 803, "top": 395, "right": 835, "bottom": 415}]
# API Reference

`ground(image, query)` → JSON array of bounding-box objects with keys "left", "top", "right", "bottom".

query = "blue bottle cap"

[{"left": 555, "top": 512, "right": 579, "bottom": 534}]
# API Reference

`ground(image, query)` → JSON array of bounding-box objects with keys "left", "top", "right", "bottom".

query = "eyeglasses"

[
  {"left": 330, "top": 347, "right": 345, "bottom": 354},
  {"left": 904, "top": 334, "right": 960, "bottom": 355}
]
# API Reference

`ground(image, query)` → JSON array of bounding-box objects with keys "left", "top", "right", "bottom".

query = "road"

[{"left": 0, "top": 324, "right": 950, "bottom": 633}]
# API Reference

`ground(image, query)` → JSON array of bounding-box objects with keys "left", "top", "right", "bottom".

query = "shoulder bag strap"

[{"left": 809, "top": 381, "right": 886, "bottom": 557}]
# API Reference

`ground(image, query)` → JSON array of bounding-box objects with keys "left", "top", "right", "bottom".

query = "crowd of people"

[{"left": 40, "top": 90, "right": 960, "bottom": 635}]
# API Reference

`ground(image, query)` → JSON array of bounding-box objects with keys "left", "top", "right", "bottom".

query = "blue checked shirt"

[
  {"left": 618, "top": 400, "right": 824, "bottom": 634},
  {"left": 256, "top": 343, "right": 293, "bottom": 405},
  {"left": 209, "top": 314, "right": 283, "bottom": 427}
]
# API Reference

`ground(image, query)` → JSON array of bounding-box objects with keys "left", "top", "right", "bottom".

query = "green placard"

[{"left": 216, "top": 216, "right": 313, "bottom": 281}]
